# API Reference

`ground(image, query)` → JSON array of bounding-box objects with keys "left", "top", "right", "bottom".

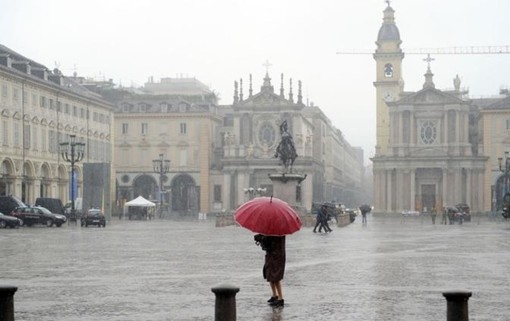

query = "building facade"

[
  {"left": 0, "top": 44, "right": 114, "bottom": 207},
  {"left": 371, "top": 4, "right": 510, "bottom": 214},
  {"left": 112, "top": 77, "right": 222, "bottom": 216},
  {"left": 111, "top": 74, "right": 366, "bottom": 217}
]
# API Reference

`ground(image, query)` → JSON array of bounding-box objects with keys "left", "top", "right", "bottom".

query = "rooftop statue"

[{"left": 274, "top": 120, "right": 298, "bottom": 173}]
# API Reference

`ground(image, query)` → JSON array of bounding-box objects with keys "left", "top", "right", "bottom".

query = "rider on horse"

[{"left": 275, "top": 120, "right": 298, "bottom": 172}]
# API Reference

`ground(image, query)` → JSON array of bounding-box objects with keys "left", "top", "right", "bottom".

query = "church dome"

[{"left": 377, "top": 5, "right": 401, "bottom": 42}]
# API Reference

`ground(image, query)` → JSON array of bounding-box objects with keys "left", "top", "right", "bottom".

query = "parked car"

[
  {"left": 35, "top": 198, "right": 65, "bottom": 215},
  {"left": 81, "top": 209, "right": 106, "bottom": 227},
  {"left": 64, "top": 197, "right": 83, "bottom": 218},
  {"left": 402, "top": 210, "right": 420, "bottom": 216},
  {"left": 10, "top": 206, "right": 67, "bottom": 227},
  {"left": 0, "top": 212, "right": 21, "bottom": 228},
  {"left": 0, "top": 196, "right": 26, "bottom": 217}
]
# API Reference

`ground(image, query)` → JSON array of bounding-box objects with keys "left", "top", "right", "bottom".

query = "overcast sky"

[{"left": 2, "top": 0, "right": 509, "bottom": 164}]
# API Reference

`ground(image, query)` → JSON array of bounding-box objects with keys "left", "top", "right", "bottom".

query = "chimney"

[
  {"left": 30, "top": 67, "right": 49, "bottom": 81},
  {"left": 0, "top": 54, "right": 12, "bottom": 68},
  {"left": 12, "top": 61, "right": 31, "bottom": 74}
]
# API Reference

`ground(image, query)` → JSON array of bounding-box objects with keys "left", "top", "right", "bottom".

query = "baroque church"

[
  {"left": 371, "top": 3, "right": 510, "bottom": 214},
  {"left": 112, "top": 72, "right": 365, "bottom": 217}
]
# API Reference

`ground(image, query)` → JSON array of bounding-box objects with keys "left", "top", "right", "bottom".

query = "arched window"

[{"left": 384, "top": 63, "right": 394, "bottom": 78}]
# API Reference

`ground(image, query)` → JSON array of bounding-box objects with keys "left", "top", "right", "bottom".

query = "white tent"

[{"left": 123, "top": 196, "right": 156, "bottom": 216}]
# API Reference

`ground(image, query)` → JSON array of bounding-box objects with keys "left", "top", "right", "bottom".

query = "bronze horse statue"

[{"left": 274, "top": 120, "right": 298, "bottom": 172}]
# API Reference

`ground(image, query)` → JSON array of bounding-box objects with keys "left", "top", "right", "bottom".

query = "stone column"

[
  {"left": 386, "top": 170, "right": 392, "bottom": 212},
  {"left": 223, "top": 173, "right": 231, "bottom": 211},
  {"left": 442, "top": 169, "right": 448, "bottom": 206},
  {"left": 0, "top": 285, "right": 17, "bottom": 321},
  {"left": 410, "top": 170, "right": 416, "bottom": 211},
  {"left": 443, "top": 291, "right": 471, "bottom": 321},
  {"left": 211, "top": 284, "right": 240, "bottom": 321}
]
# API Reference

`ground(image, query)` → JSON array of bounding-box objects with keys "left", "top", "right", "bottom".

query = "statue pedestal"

[{"left": 268, "top": 173, "right": 307, "bottom": 210}]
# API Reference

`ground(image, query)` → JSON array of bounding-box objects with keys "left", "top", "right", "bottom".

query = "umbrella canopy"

[{"left": 234, "top": 196, "right": 302, "bottom": 236}]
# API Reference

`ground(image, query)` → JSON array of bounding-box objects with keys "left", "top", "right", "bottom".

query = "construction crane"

[{"left": 336, "top": 45, "right": 510, "bottom": 55}]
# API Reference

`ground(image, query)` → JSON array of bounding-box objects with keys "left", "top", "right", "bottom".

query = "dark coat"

[{"left": 262, "top": 236, "right": 286, "bottom": 282}]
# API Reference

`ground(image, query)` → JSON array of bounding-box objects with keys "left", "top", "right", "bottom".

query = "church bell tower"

[{"left": 373, "top": 2, "right": 404, "bottom": 156}]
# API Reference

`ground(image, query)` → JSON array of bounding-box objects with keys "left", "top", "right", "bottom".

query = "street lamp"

[
  {"left": 153, "top": 154, "right": 170, "bottom": 218},
  {"left": 60, "top": 135, "right": 85, "bottom": 223},
  {"left": 244, "top": 187, "right": 267, "bottom": 200}
]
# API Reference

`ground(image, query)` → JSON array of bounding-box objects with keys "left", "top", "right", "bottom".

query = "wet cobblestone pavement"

[{"left": 1, "top": 214, "right": 510, "bottom": 320}]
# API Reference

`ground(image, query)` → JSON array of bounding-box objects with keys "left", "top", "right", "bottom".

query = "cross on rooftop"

[
  {"left": 423, "top": 53, "right": 435, "bottom": 69},
  {"left": 262, "top": 59, "right": 272, "bottom": 74}
]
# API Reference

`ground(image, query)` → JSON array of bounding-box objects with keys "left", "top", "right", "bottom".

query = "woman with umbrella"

[
  {"left": 235, "top": 196, "right": 302, "bottom": 308},
  {"left": 255, "top": 233, "right": 286, "bottom": 307}
]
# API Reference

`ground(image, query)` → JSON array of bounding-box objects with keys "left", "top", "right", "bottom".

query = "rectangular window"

[
  {"left": 49, "top": 98, "right": 54, "bottom": 110},
  {"left": 23, "top": 91, "right": 28, "bottom": 105},
  {"left": 2, "top": 120, "right": 8, "bottom": 146},
  {"left": 122, "top": 123, "right": 128, "bottom": 134},
  {"left": 506, "top": 119, "right": 510, "bottom": 130},
  {"left": 73, "top": 105, "right": 77, "bottom": 116},
  {"left": 48, "top": 130, "right": 57, "bottom": 153},
  {"left": 40, "top": 96, "right": 47, "bottom": 108},
  {"left": 23, "top": 125, "right": 30, "bottom": 149},
  {"left": 12, "top": 88, "right": 18, "bottom": 104},
  {"left": 57, "top": 101, "right": 62, "bottom": 112},
  {"left": 32, "top": 125, "right": 38, "bottom": 150},
  {"left": 160, "top": 122, "right": 167, "bottom": 134},
  {"left": 13, "top": 123, "right": 20, "bottom": 147},
  {"left": 65, "top": 103, "right": 70, "bottom": 114},
  {"left": 141, "top": 123, "right": 148, "bottom": 135},
  {"left": 180, "top": 149, "right": 187, "bottom": 166},
  {"left": 180, "top": 123, "right": 187, "bottom": 134},
  {"left": 41, "top": 128, "right": 46, "bottom": 152},
  {"left": 1, "top": 84, "right": 7, "bottom": 98},
  {"left": 213, "top": 185, "right": 222, "bottom": 202},
  {"left": 80, "top": 108, "right": 85, "bottom": 118},
  {"left": 32, "top": 93, "right": 37, "bottom": 107}
]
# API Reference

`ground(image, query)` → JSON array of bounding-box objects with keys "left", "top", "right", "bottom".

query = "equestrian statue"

[{"left": 274, "top": 120, "right": 298, "bottom": 172}]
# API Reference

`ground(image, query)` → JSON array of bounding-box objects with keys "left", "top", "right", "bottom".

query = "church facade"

[
  {"left": 112, "top": 73, "right": 366, "bottom": 217},
  {"left": 372, "top": 4, "right": 509, "bottom": 214}
]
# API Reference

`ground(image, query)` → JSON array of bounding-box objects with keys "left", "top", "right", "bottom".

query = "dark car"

[
  {"left": 81, "top": 209, "right": 106, "bottom": 227},
  {"left": 0, "top": 212, "right": 21, "bottom": 228},
  {"left": 35, "top": 198, "right": 65, "bottom": 215},
  {"left": 0, "top": 196, "right": 26, "bottom": 217},
  {"left": 10, "top": 206, "right": 67, "bottom": 227}
]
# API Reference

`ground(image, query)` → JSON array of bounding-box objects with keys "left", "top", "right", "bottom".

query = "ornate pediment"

[
  {"left": 239, "top": 91, "right": 292, "bottom": 107},
  {"left": 396, "top": 87, "right": 464, "bottom": 105}
]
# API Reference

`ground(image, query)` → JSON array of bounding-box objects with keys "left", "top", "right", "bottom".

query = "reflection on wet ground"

[{"left": 1, "top": 214, "right": 509, "bottom": 320}]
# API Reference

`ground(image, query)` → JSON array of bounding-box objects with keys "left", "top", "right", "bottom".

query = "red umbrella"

[{"left": 234, "top": 196, "right": 302, "bottom": 236}]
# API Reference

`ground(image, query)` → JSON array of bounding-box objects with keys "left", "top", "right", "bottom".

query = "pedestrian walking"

[
  {"left": 313, "top": 205, "right": 332, "bottom": 233},
  {"left": 431, "top": 207, "right": 437, "bottom": 224},
  {"left": 441, "top": 207, "right": 448, "bottom": 225},
  {"left": 360, "top": 204, "right": 371, "bottom": 224},
  {"left": 254, "top": 234, "right": 286, "bottom": 307}
]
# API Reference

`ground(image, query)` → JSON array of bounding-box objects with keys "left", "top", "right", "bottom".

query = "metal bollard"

[
  {"left": 0, "top": 285, "right": 18, "bottom": 321},
  {"left": 443, "top": 291, "right": 472, "bottom": 321},
  {"left": 211, "top": 284, "right": 240, "bottom": 321}
]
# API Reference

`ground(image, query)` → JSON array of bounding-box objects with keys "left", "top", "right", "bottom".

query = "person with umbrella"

[
  {"left": 234, "top": 196, "right": 302, "bottom": 308},
  {"left": 254, "top": 233, "right": 286, "bottom": 307},
  {"left": 360, "top": 204, "right": 371, "bottom": 224},
  {"left": 313, "top": 204, "right": 332, "bottom": 233}
]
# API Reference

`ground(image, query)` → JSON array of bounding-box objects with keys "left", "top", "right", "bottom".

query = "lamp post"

[
  {"left": 60, "top": 135, "right": 85, "bottom": 223},
  {"left": 153, "top": 154, "right": 170, "bottom": 218},
  {"left": 244, "top": 187, "right": 267, "bottom": 200}
]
